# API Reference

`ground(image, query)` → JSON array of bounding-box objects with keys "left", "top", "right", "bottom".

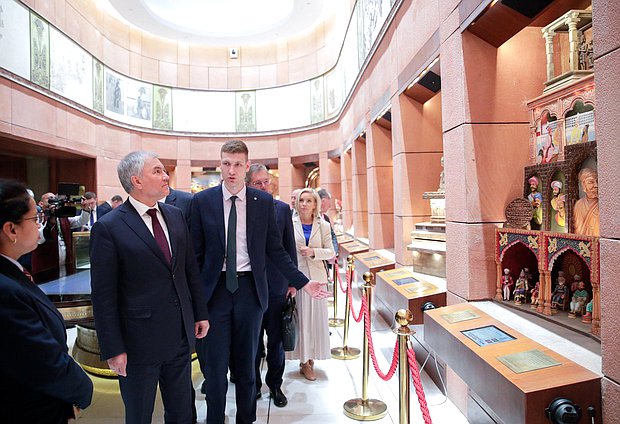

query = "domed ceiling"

[{"left": 104, "top": 0, "right": 336, "bottom": 45}]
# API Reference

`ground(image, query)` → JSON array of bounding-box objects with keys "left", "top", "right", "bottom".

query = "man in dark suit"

[
  {"left": 246, "top": 163, "right": 296, "bottom": 407},
  {"left": 191, "top": 140, "right": 329, "bottom": 424},
  {"left": 163, "top": 185, "right": 199, "bottom": 423},
  {"left": 90, "top": 151, "right": 210, "bottom": 424},
  {"left": 166, "top": 187, "right": 193, "bottom": 227},
  {"left": 97, "top": 194, "right": 124, "bottom": 219}
]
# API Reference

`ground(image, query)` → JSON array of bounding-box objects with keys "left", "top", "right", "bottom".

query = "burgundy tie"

[
  {"left": 146, "top": 208, "right": 172, "bottom": 264},
  {"left": 22, "top": 268, "right": 35, "bottom": 284}
]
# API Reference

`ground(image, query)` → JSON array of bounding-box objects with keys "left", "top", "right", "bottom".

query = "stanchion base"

[
  {"left": 331, "top": 346, "right": 361, "bottom": 360},
  {"left": 329, "top": 318, "right": 345, "bottom": 327},
  {"left": 343, "top": 398, "right": 388, "bottom": 421}
]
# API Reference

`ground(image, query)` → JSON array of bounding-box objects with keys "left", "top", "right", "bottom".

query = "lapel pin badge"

[{"left": 254, "top": 197, "right": 257, "bottom": 200}]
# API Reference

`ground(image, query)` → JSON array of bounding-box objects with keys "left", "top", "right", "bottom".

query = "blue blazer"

[
  {"left": 90, "top": 200, "right": 209, "bottom": 364},
  {"left": 266, "top": 199, "right": 298, "bottom": 297},
  {"left": 166, "top": 188, "right": 194, "bottom": 228},
  {"left": 191, "top": 185, "right": 308, "bottom": 311},
  {"left": 0, "top": 256, "right": 93, "bottom": 422}
]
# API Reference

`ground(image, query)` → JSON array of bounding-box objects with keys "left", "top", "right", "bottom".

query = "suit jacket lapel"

[
  {"left": 159, "top": 203, "right": 178, "bottom": 269},
  {"left": 246, "top": 188, "right": 256, "bottom": 250},
  {"left": 0, "top": 256, "right": 66, "bottom": 328},
  {"left": 214, "top": 186, "right": 226, "bottom": 249},
  {"left": 120, "top": 202, "right": 171, "bottom": 269}
]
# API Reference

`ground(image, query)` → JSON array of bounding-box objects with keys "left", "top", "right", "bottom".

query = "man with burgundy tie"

[
  {"left": 90, "top": 151, "right": 210, "bottom": 424},
  {"left": 191, "top": 140, "right": 329, "bottom": 424}
]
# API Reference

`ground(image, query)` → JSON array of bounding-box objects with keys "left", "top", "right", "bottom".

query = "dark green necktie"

[{"left": 226, "top": 195, "right": 238, "bottom": 293}]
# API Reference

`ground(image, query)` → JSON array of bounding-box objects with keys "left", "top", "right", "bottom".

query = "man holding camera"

[{"left": 30, "top": 192, "right": 90, "bottom": 283}]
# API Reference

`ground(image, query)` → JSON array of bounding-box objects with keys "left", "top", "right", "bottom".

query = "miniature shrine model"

[{"left": 494, "top": 10, "right": 600, "bottom": 336}]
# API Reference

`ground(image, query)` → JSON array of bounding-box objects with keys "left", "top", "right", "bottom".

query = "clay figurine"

[
  {"left": 573, "top": 168, "right": 599, "bottom": 236},
  {"left": 501, "top": 268, "right": 514, "bottom": 301},
  {"left": 513, "top": 270, "right": 528, "bottom": 305},
  {"left": 582, "top": 300, "right": 593, "bottom": 323},
  {"left": 530, "top": 281, "right": 540, "bottom": 309},
  {"left": 551, "top": 271, "right": 568, "bottom": 311},
  {"left": 569, "top": 279, "right": 588, "bottom": 318}
]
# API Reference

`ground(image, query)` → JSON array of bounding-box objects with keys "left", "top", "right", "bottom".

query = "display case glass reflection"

[
  {"left": 461, "top": 325, "right": 516, "bottom": 347},
  {"left": 72, "top": 231, "right": 91, "bottom": 270}
]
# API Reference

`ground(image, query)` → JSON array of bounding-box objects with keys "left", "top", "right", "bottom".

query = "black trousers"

[
  {"left": 199, "top": 274, "right": 263, "bottom": 424},
  {"left": 255, "top": 294, "right": 287, "bottom": 393},
  {"left": 119, "top": 337, "right": 192, "bottom": 424}
]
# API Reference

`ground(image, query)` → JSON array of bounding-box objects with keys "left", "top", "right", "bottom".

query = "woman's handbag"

[{"left": 281, "top": 295, "right": 298, "bottom": 352}]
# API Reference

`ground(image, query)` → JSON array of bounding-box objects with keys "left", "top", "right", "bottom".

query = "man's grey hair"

[
  {"left": 117, "top": 151, "right": 159, "bottom": 194},
  {"left": 317, "top": 188, "right": 331, "bottom": 200},
  {"left": 245, "top": 163, "right": 269, "bottom": 184}
]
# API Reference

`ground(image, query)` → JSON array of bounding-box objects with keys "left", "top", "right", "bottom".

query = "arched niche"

[
  {"left": 565, "top": 100, "right": 595, "bottom": 146},
  {"left": 536, "top": 110, "right": 561, "bottom": 165},
  {"left": 500, "top": 241, "right": 540, "bottom": 294}
]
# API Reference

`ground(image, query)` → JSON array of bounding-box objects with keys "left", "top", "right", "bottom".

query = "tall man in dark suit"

[
  {"left": 90, "top": 151, "right": 210, "bottom": 424},
  {"left": 246, "top": 163, "right": 296, "bottom": 407},
  {"left": 166, "top": 187, "right": 193, "bottom": 227},
  {"left": 191, "top": 140, "right": 329, "bottom": 424}
]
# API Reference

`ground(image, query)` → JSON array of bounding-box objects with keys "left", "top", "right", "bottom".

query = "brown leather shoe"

[{"left": 300, "top": 362, "right": 316, "bottom": 381}]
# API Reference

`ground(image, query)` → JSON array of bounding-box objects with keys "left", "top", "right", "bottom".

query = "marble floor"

[{"left": 71, "top": 266, "right": 601, "bottom": 423}]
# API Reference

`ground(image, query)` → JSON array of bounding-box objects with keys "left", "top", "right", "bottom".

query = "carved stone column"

[
  {"left": 543, "top": 31, "right": 555, "bottom": 81},
  {"left": 566, "top": 13, "right": 581, "bottom": 72}
]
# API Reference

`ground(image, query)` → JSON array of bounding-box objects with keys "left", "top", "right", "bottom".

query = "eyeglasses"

[
  {"left": 21, "top": 212, "right": 45, "bottom": 225},
  {"left": 250, "top": 179, "right": 271, "bottom": 187}
]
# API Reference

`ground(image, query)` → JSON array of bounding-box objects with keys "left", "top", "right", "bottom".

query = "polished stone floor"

[{"left": 72, "top": 264, "right": 601, "bottom": 423}]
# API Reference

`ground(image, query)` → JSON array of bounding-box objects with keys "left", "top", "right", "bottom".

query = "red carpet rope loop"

[{"left": 407, "top": 348, "right": 433, "bottom": 424}]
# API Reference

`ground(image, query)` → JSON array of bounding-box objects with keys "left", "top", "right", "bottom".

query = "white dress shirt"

[
  {"left": 222, "top": 184, "right": 251, "bottom": 272},
  {"left": 128, "top": 196, "right": 172, "bottom": 256}
]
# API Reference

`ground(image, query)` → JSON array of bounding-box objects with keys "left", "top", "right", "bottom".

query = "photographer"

[{"left": 30, "top": 192, "right": 90, "bottom": 283}]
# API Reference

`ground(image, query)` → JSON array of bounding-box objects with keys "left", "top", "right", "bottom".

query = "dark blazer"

[
  {"left": 97, "top": 202, "right": 113, "bottom": 219},
  {"left": 191, "top": 185, "right": 308, "bottom": 311},
  {"left": 0, "top": 256, "right": 93, "bottom": 423},
  {"left": 90, "top": 200, "right": 209, "bottom": 364},
  {"left": 266, "top": 199, "right": 298, "bottom": 297},
  {"left": 166, "top": 188, "right": 194, "bottom": 228}
]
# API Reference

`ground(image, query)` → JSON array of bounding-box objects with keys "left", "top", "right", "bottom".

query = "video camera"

[{"left": 47, "top": 183, "right": 84, "bottom": 218}]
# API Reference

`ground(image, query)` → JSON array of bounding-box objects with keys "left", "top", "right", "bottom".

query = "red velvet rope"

[
  {"left": 407, "top": 348, "right": 433, "bottom": 424},
  {"left": 347, "top": 274, "right": 364, "bottom": 323},
  {"left": 363, "top": 294, "right": 399, "bottom": 381},
  {"left": 337, "top": 267, "right": 348, "bottom": 293}
]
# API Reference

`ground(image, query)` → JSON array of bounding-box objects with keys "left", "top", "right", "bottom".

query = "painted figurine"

[
  {"left": 571, "top": 274, "right": 583, "bottom": 294},
  {"left": 551, "top": 271, "right": 568, "bottom": 311},
  {"left": 569, "top": 279, "right": 588, "bottom": 318},
  {"left": 501, "top": 268, "right": 514, "bottom": 301},
  {"left": 530, "top": 281, "right": 540, "bottom": 309},
  {"left": 513, "top": 270, "right": 528, "bottom": 305},
  {"left": 527, "top": 176, "right": 543, "bottom": 230},
  {"left": 582, "top": 300, "right": 593, "bottom": 323}
]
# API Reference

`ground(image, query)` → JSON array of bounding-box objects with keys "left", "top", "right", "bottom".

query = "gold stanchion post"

[
  {"left": 343, "top": 272, "right": 388, "bottom": 421},
  {"left": 331, "top": 255, "right": 361, "bottom": 360},
  {"left": 394, "top": 309, "right": 414, "bottom": 424},
  {"left": 329, "top": 258, "right": 344, "bottom": 327}
]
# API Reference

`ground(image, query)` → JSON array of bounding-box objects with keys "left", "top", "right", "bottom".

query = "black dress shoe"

[{"left": 270, "top": 387, "right": 288, "bottom": 408}]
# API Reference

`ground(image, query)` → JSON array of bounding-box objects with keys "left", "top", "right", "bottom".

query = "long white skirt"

[{"left": 285, "top": 289, "right": 331, "bottom": 362}]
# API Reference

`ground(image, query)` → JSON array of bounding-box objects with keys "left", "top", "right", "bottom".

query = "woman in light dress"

[{"left": 287, "top": 188, "right": 335, "bottom": 380}]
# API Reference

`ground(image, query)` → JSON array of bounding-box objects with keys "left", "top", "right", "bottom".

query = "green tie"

[{"left": 226, "top": 195, "right": 238, "bottom": 293}]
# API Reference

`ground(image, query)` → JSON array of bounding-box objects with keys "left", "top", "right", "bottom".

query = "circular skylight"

[{"left": 142, "top": 0, "right": 295, "bottom": 38}]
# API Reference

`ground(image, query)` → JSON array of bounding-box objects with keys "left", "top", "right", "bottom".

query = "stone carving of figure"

[
  {"left": 438, "top": 156, "right": 445, "bottom": 192},
  {"left": 569, "top": 280, "right": 588, "bottom": 317},
  {"left": 573, "top": 168, "right": 599, "bottom": 236},
  {"left": 527, "top": 176, "right": 543, "bottom": 230},
  {"left": 501, "top": 268, "right": 513, "bottom": 301},
  {"left": 578, "top": 32, "right": 588, "bottom": 70},
  {"left": 551, "top": 271, "right": 568, "bottom": 311},
  {"left": 513, "top": 269, "right": 528, "bottom": 305}
]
